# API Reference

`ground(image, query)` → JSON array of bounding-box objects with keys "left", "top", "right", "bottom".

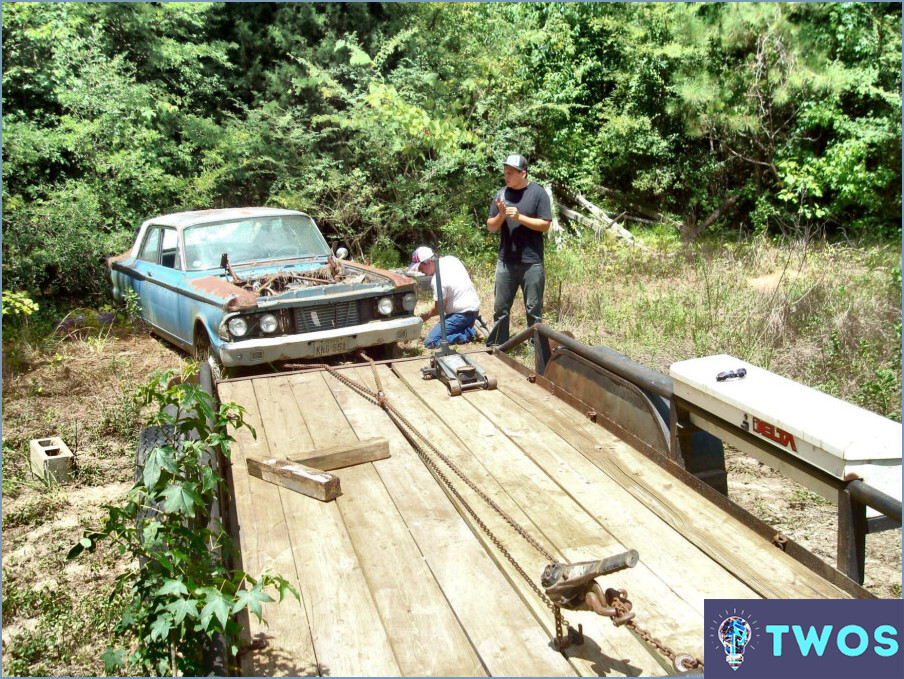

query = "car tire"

[
  {"left": 641, "top": 388, "right": 728, "bottom": 495},
  {"left": 135, "top": 410, "right": 177, "bottom": 566},
  {"left": 194, "top": 328, "right": 227, "bottom": 380},
  {"left": 135, "top": 404, "right": 209, "bottom": 549}
]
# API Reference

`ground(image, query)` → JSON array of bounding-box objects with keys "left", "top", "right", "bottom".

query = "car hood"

[{"left": 187, "top": 259, "right": 415, "bottom": 311}]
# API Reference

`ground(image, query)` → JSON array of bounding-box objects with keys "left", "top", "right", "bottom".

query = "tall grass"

[{"left": 470, "top": 231, "right": 902, "bottom": 420}]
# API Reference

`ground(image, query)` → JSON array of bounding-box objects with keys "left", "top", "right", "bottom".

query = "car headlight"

[
  {"left": 259, "top": 313, "right": 278, "bottom": 334},
  {"left": 228, "top": 317, "right": 248, "bottom": 337},
  {"left": 377, "top": 297, "right": 394, "bottom": 316},
  {"left": 402, "top": 292, "right": 416, "bottom": 311}
]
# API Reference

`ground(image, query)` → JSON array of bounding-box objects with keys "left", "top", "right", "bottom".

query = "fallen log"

[
  {"left": 572, "top": 192, "right": 638, "bottom": 244},
  {"left": 557, "top": 204, "right": 642, "bottom": 248},
  {"left": 543, "top": 184, "right": 567, "bottom": 247},
  {"left": 597, "top": 185, "right": 683, "bottom": 228},
  {"left": 551, "top": 182, "right": 640, "bottom": 246}
]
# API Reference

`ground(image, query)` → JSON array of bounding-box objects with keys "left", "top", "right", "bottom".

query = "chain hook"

[{"left": 674, "top": 653, "right": 704, "bottom": 675}]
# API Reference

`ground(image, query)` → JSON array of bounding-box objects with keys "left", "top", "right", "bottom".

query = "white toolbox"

[{"left": 670, "top": 354, "right": 902, "bottom": 514}]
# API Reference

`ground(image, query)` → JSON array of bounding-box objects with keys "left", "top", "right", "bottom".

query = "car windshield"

[{"left": 182, "top": 214, "right": 331, "bottom": 271}]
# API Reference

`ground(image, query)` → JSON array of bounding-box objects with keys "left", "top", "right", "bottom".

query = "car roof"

[{"left": 147, "top": 207, "right": 309, "bottom": 229}]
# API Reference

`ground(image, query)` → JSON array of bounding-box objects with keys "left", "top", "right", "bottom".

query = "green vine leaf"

[
  {"left": 200, "top": 590, "right": 232, "bottom": 630},
  {"left": 166, "top": 597, "right": 200, "bottom": 625},
  {"left": 155, "top": 579, "right": 189, "bottom": 597},
  {"left": 100, "top": 647, "right": 127, "bottom": 674},
  {"left": 149, "top": 613, "right": 174, "bottom": 642},
  {"left": 232, "top": 585, "right": 274, "bottom": 622},
  {"left": 161, "top": 481, "right": 203, "bottom": 517}
]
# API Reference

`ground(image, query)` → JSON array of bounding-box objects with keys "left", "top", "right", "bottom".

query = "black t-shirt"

[{"left": 489, "top": 181, "right": 552, "bottom": 264}]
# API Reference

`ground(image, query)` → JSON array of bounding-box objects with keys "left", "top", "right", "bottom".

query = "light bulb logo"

[{"left": 718, "top": 615, "right": 752, "bottom": 670}]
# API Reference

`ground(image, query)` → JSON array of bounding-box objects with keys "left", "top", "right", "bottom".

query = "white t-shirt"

[{"left": 432, "top": 256, "right": 480, "bottom": 315}]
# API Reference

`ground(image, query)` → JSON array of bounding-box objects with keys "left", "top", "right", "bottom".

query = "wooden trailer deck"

[{"left": 218, "top": 351, "right": 858, "bottom": 677}]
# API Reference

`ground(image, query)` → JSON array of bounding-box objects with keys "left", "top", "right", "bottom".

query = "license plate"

[{"left": 311, "top": 338, "right": 349, "bottom": 357}]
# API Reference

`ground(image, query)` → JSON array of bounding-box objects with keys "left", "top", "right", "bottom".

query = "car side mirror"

[{"left": 335, "top": 247, "right": 348, "bottom": 260}]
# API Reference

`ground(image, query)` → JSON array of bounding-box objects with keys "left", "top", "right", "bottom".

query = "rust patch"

[
  {"left": 344, "top": 261, "right": 415, "bottom": 288},
  {"left": 190, "top": 277, "right": 258, "bottom": 310},
  {"left": 106, "top": 252, "right": 130, "bottom": 269}
]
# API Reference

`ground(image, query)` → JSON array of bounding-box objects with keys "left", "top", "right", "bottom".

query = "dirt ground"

[
  {"left": 1, "top": 328, "right": 900, "bottom": 675},
  {"left": 723, "top": 447, "right": 901, "bottom": 598},
  {"left": 1, "top": 331, "right": 190, "bottom": 676}
]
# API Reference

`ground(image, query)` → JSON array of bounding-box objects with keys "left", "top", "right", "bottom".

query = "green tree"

[
  {"left": 2, "top": 3, "right": 235, "bottom": 300},
  {"left": 669, "top": 2, "right": 901, "bottom": 236}
]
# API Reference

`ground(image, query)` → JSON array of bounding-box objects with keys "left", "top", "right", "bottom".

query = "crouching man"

[{"left": 409, "top": 246, "right": 481, "bottom": 349}]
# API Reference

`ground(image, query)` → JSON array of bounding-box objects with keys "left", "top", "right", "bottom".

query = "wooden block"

[
  {"left": 288, "top": 437, "right": 390, "bottom": 471},
  {"left": 247, "top": 457, "right": 342, "bottom": 502}
]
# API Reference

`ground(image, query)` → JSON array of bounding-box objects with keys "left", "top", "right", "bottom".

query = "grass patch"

[
  {"left": 534, "top": 233, "right": 902, "bottom": 413},
  {"left": 1, "top": 492, "right": 71, "bottom": 530}
]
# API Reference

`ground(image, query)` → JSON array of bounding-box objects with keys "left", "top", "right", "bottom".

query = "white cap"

[{"left": 407, "top": 246, "right": 434, "bottom": 273}]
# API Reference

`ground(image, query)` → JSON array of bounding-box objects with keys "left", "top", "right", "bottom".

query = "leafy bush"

[{"left": 68, "top": 366, "right": 297, "bottom": 676}]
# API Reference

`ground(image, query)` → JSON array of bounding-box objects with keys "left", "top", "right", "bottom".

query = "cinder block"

[{"left": 29, "top": 437, "right": 74, "bottom": 483}]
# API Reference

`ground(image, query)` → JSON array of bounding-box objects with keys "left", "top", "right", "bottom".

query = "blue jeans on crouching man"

[
  {"left": 424, "top": 311, "right": 478, "bottom": 349},
  {"left": 485, "top": 261, "right": 545, "bottom": 346}
]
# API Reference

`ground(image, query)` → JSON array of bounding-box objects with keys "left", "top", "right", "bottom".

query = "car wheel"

[
  {"left": 194, "top": 329, "right": 227, "bottom": 381},
  {"left": 135, "top": 405, "right": 211, "bottom": 555}
]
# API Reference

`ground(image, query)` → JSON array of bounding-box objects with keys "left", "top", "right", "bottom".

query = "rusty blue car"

[{"left": 108, "top": 207, "right": 422, "bottom": 374}]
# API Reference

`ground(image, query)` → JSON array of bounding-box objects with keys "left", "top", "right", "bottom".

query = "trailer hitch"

[{"left": 541, "top": 550, "right": 639, "bottom": 650}]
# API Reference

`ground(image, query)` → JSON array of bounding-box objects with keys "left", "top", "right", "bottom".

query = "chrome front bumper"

[{"left": 217, "top": 316, "right": 423, "bottom": 366}]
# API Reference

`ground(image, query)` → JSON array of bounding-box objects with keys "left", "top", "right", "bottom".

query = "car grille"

[{"left": 294, "top": 301, "right": 360, "bottom": 333}]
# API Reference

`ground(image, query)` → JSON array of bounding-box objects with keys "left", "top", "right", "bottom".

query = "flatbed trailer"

[{"left": 211, "top": 327, "right": 895, "bottom": 677}]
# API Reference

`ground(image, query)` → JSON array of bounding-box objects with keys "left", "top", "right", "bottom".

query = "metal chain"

[
  {"left": 609, "top": 593, "right": 704, "bottom": 672},
  {"left": 321, "top": 355, "right": 557, "bottom": 563}
]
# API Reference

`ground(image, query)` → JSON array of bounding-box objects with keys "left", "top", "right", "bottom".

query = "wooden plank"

[
  {"left": 365, "top": 364, "right": 667, "bottom": 676},
  {"left": 246, "top": 457, "right": 342, "bottom": 502},
  {"left": 391, "top": 359, "right": 701, "bottom": 666},
  {"left": 251, "top": 376, "right": 402, "bottom": 677},
  {"left": 287, "top": 437, "right": 390, "bottom": 471},
  {"left": 471, "top": 353, "right": 852, "bottom": 599},
  {"left": 216, "top": 380, "right": 318, "bottom": 676},
  {"left": 321, "top": 366, "right": 582, "bottom": 677},
  {"left": 285, "top": 371, "right": 486, "bottom": 677}
]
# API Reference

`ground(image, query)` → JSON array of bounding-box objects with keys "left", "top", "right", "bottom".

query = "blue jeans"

[
  {"left": 424, "top": 312, "right": 478, "bottom": 349},
  {"left": 486, "top": 261, "right": 545, "bottom": 346}
]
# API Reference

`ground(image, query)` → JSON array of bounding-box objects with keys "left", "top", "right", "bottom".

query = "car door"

[{"left": 132, "top": 226, "right": 189, "bottom": 345}]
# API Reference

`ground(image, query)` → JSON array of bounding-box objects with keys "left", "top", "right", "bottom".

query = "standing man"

[
  {"left": 409, "top": 246, "right": 481, "bottom": 349},
  {"left": 485, "top": 154, "right": 552, "bottom": 346}
]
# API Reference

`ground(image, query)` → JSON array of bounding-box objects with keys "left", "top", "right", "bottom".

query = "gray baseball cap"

[{"left": 503, "top": 154, "right": 528, "bottom": 171}]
